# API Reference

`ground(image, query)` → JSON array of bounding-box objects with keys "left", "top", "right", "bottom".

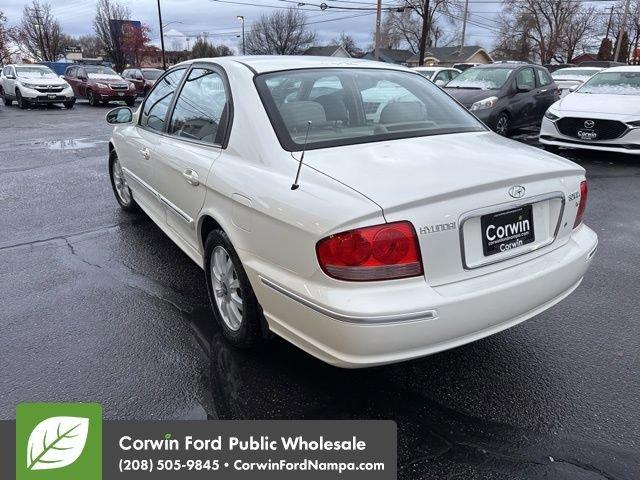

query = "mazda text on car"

[{"left": 106, "top": 57, "right": 597, "bottom": 367}]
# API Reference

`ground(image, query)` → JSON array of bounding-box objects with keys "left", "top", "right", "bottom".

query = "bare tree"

[
  {"left": 93, "top": 0, "right": 130, "bottom": 70},
  {"left": 76, "top": 34, "right": 103, "bottom": 58},
  {"left": 12, "top": 1, "right": 64, "bottom": 61},
  {"left": 245, "top": 8, "right": 315, "bottom": 55},
  {"left": 330, "top": 33, "right": 363, "bottom": 56},
  {"left": 496, "top": 0, "right": 595, "bottom": 64},
  {"left": 191, "top": 37, "right": 234, "bottom": 58},
  {"left": 0, "top": 9, "right": 18, "bottom": 63},
  {"left": 377, "top": 0, "right": 461, "bottom": 54},
  {"left": 560, "top": 5, "right": 598, "bottom": 63}
]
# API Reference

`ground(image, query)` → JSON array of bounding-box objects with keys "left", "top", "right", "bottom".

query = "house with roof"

[
  {"left": 302, "top": 45, "right": 351, "bottom": 58},
  {"left": 406, "top": 45, "right": 493, "bottom": 67},
  {"left": 361, "top": 48, "right": 414, "bottom": 65}
]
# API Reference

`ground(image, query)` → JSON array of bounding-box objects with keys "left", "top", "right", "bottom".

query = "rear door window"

[
  {"left": 140, "top": 68, "right": 186, "bottom": 133},
  {"left": 168, "top": 67, "right": 229, "bottom": 145},
  {"left": 536, "top": 68, "right": 553, "bottom": 86}
]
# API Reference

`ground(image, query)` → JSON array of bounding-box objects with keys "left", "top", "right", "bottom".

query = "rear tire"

[
  {"left": 494, "top": 112, "right": 510, "bottom": 137},
  {"left": 108, "top": 150, "right": 138, "bottom": 212},
  {"left": 1, "top": 87, "right": 11, "bottom": 106},
  {"left": 204, "top": 230, "right": 263, "bottom": 349}
]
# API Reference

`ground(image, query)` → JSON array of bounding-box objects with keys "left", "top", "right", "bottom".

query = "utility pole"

[
  {"left": 418, "top": 0, "right": 430, "bottom": 66},
  {"left": 614, "top": 0, "right": 632, "bottom": 63},
  {"left": 605, "top": 5, "right": 614, "bottom": 39},
  {"left": 374, "top": 0, "right": 382, "bottom": 60},
  {"left": 157, "top": 0, "right": 167, "bottom": 70},
  {"left": 237, "top": 16, "right": 245, "bottom": 55},
  {"left": 460, "top": 0, "right": 469, "bottom": 55}
]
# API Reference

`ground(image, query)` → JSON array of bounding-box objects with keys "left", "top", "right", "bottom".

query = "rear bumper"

[{"left": 250, "top": 224, "right": 597, "bottom": 368}]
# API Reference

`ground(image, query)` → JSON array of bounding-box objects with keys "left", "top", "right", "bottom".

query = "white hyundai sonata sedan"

[
  {"left": 541, "top": 66, "right": 640, "bottom": 154},
  {"left": 106, "top": 56, "right": 597, "bottom": 368}
]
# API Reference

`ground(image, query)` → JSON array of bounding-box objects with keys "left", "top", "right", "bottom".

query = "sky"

[{"left": 0, "top": 0, "right": 514, "bottom": 54}]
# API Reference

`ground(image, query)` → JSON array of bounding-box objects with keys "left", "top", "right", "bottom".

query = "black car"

[{"left": 445, "top": 63, "right": 559, "bottom": 136}]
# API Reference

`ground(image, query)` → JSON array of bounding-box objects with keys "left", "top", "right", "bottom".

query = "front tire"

[
  {"left": 109, "top": 150, "right": 138, "bottom": 212},
  {"left": 63, "top": 100, "right": 75, "bottom": 109},
  {"left": 494, "top": 112, "right": 510, "bottom": 136},
  {"left": 88, "top": 90, "right": 99, "bottom": 106},
  {"left": 205, "top": 230, "right": 263, "bottom": 349},
  {"left": 16, "top": 90, "right": 29, "bottom": 109}
]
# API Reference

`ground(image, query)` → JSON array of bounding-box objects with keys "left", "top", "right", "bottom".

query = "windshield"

[
  {"left": 84, "top": 66, "right": 118, "bottom": 76},
  {"left": 579, "top": 71, "right": 640, "bottom": 95},
  {"left": 142, "top": 69, "right": 162, "bottom": 80},
  {"left": 447, "top": 68, "right": 512, "bottom": 89},
  {"left": 255, "top": 68, "right": 484, "bottom": 151},
  {"left": 15, "top": 66, "right": 58, "bottom": 79},
  {"left": 553, "top": 68, "right": 600, "bottom": 78}
]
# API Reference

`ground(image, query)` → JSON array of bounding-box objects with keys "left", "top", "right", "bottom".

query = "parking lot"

[{"left": 0, "top": 101, "right": 638, "bottom": 479}]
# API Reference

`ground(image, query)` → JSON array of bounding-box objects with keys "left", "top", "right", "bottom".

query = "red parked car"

[
  {"left": 63, "top": 65, "right": 136, "bottom": 107},
  {"left": 122, "top": 68, "right": 163, "bottom": 97}
]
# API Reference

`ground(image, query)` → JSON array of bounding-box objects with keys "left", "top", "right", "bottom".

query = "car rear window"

[
  {"left": 255, "top": 68, "right": 484, "bottom": 151},
  {"left": 552, "top": 68, "right": 601, "bottom": 78}
]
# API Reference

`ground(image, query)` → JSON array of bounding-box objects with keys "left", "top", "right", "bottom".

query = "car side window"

[
  {"left": 450, "top": 70, "right": 460, "bottom": 80},
  {"left": 536, "top": 68, "right": 552, "bottom": 86},
  {"left": 516, "top": 68, "right": 535, "bottom": 90},
  {"left": 434, "top": 71, "right": 450, "bottom": 83},
  {"left": 168, "top": 67, "right": 228, "bottom": 145},
  {"left": 140, "top": 68, "right": 186, "bottom": 133}
]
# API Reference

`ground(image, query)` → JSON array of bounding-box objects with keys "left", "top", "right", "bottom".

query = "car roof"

[
  {"left": 176, "top": 55, "right": 410, "bottom": 74},
  {"left": 602, "top": 65, "right": 640, "bottom": 73},
  {"left": 553, "top": 66, "right": 603, "bottom": 71}
]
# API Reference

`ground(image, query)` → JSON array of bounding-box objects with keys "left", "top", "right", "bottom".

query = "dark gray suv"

[{"left": 445, "top": 63, "right": 559, "bottom": 136}]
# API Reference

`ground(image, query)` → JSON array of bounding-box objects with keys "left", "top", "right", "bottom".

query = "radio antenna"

[{"left": 291, "top": 121, "right": 312, "bottom": 191}]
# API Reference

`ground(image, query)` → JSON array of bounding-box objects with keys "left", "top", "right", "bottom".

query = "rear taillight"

[
  {"left": 573, "top": 180, "right": 588, "bottom": 228},
  {"left": 316, "top": 221, "right": 423, "bottom": 281}
]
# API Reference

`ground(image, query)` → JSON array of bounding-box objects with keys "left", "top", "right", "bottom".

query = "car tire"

[
  {"left": 494, "top": 112, "right": 510, "bottom": 136},
  {"left": 16, "top": 90, "right": 29, "bottom": 109},
  {"left": 108, "top": 149, "right": 138, "bottom": 212},
  {"left": 125, "top": 98, "right": 135, "bottom": 107},
  {"left": 87, "top": 90, "right": 99, "bottom": 106},
  {"left": 63, "top": 100, "right": 75, "bottom": 109},
  {"left": 0, "top": 87, "right": 11, "bottom": 106},
  {"left": 204, "top": 229, "right": 264, "bottom": 349}
]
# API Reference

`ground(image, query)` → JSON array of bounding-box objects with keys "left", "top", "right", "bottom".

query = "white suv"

[{"left": 1, "top": 64, "right": 75, "bottom": 109}]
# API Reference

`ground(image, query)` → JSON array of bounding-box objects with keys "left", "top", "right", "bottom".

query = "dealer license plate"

[{"left": 480, "top": 205, "right": 535, "bottom": 256}]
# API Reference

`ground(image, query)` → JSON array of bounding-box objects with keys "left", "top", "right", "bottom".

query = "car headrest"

[
  {"left": 379, "top": 101, "right": 427, "bottom": 124},
  {"left": 278, "top": 101, "right": 327, "bottom": 131},
  {"left": 313, "top": 94, "right": 348, "bottom": 123}
]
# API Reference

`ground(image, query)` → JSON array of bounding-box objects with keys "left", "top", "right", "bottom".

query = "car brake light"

[
  {"left": 316, "top": 221, "right": 423, "bottom": 281},
  {"left": 573, "top": 180, "right": 588, "bottom": 228}
]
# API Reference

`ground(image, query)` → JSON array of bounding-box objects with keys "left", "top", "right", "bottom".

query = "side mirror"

[
  {"left": 517, "top": 83, "right": 533, "bottom": 92},
  {"left": 435, "top": 79, "right": 446, "bottom": 87},
  {"left": 106, "top": 107, "right": 133, "bottom": 125}
]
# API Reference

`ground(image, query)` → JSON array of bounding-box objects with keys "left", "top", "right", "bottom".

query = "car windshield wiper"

[{"left": 448, "top": 85, "right": 483, "bottom": 90}]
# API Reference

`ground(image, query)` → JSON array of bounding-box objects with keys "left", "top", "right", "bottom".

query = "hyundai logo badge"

[{"left": 508, "top": 185, "right": 526, "bottom": 199}]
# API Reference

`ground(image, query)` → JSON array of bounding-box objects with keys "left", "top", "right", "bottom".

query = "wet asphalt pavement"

[{"left": 0, "top": 102, "right": 638, "bottom": 479}]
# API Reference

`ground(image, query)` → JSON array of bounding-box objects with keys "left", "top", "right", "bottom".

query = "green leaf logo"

[{"left": 26, "top": 416, "right": 89, "bottom": 471}]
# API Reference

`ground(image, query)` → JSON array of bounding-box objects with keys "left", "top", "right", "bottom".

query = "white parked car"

[
  {"left": 106, "top": 57, "right": 597, "bottom": 368},
  {"left": 541, "top": 66, "right": 640, "bottom": 154},
  {"left": 0, "top": 64, "right": 75, "bottom": 109},
  {"left": 551, "top": 66, "right": 603, "bottom": 97},
  {"left": 412, "top": 66, "right": 461, "bottom": 86}
]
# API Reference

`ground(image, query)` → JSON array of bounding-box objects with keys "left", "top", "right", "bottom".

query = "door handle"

[
  {"left": 182, "top": 169, "right": 199, "bottom": 186},
  {"left": 140, "top": 147, "right": 150, "bottom": 160}
]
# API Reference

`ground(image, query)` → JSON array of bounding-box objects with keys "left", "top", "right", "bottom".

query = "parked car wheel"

[
  {"left": 108, "top": 150, "right": 138, "bottom": 212},
  {"left": 494, "top": 112, "right": 510, "bottom": 136},
  {"left": 125, "top": 98, "right": 136, "bottom": 107},
  {"left": 0, "top": 87, "right": 11, "bottom": 106},
  {"left": 87, "top": 90, "right": 99, "bottom": 107},
  {"left": 204, "top": 230, "right": 263, "bottom": 349},
  {"left": 16, "top": 90, "right": 29, "bottom": 109},
  {"left": 63, "top": 100, "right": 75, "bottom": 109}
]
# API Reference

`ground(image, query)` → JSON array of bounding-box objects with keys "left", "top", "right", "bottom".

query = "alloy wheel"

[
  {"left": 495, "top": 115, "right": 509, "bottom": 136},
  {"left": 111, "top": 156, "right": 131, "bottom": 205},
  {"left": 211, "top": 246, "right": 243, "bottom": 332}
]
